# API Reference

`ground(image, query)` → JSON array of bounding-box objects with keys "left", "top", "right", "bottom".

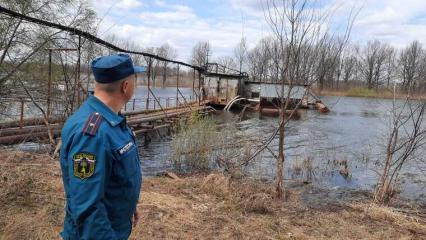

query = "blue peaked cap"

[{"left": 91, "top": 54, "right": 146, "bottom": 83}]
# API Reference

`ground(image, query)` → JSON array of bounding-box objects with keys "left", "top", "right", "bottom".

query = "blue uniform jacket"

[{"left": 59, "top": 95, "right": 142, "bottom": 240}]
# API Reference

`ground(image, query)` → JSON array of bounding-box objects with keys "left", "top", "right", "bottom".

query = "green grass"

[{"left": 345, "top": 87, "right": 377, "bottom": 98}]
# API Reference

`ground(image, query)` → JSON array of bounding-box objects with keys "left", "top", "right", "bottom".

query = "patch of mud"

[{"left": 300, "top": 185, "right": 371, "bottom": 210}]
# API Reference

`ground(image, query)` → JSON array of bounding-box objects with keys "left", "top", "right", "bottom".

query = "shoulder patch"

[
  {"left": 73, "top": 152, "right": 96, "bottom": 179},
  {"left": 83, "top": 112, "right": 103, "bottom": 136}
]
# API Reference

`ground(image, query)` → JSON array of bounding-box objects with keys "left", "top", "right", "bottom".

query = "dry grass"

[
  {"left": 318, "top": 88, "right": 426, "bottom": 100},
  {"left": 0, "top": 150, "right": 64, "bottom": 240},
  {"left": 0, "top": 150, "right": 425, "bottom": 240}
]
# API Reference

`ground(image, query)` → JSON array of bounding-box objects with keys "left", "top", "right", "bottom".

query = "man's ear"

[{"left": 120, "top": 80, "right": 128, "bottom": 94}]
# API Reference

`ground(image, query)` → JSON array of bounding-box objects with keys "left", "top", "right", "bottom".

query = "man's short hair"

[{"left": 95, "top": 75, "right": 135, "bottom": 93}]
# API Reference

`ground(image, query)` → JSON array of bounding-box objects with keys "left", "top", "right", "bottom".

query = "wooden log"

[
  {"left": 0, "top": 129, "right": 61, "bottom": 145},
  {"left": 0, "top": 116, "right": 65, "bottom": 129},
  {"left": 0, "top": 102, "right": 202, "bottom": 129},
  {"left": 126, "top": 107, "right": 197, "bottom": 121},
  {"left": 315, "top": 101, "right": 330, "bottom": 113},
  {"left": 133, "top": 124, "right": 171, "bottom": 135},
  {"left": 165, "top": 172, "right": 180, "bottom": 180},
  {"left": 0, "top": 125, "right": 62, "bottom": 137},
  {"left": 127, "top": 108, "right": 195, "bottom": 125},
  {"left": 139, "top": 125, "right": 155, "bottom": 129},
  {"left": 0, "top": 105, "right": 211, "bottom": 145},
  {"left": 123, "top": 102, "right": 200, "bottom": 116}
]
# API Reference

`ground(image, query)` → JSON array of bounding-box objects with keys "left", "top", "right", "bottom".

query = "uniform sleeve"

[{"left": 67, "top": 132, "right": 117, "bottom": 239}]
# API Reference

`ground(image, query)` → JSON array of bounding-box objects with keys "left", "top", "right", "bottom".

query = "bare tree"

[
  {"left": 234, "top": 37, "right": 247, "bottom": 73},
  {"left": 0, "top": 0, "right": 98, "bottom": 148},
  {"left": 264, "top": 0, "right": 356, "bottom": 199},
  {"left": 418, "top": 53, "right": 426, "bottom": 92},
  {"left": 399, "top": 41, "right": 423, "bottom": 93},
  {"left": 359, "top": 40, "right": 389, "bottom": 90},
  {"left": 157, "top": 43, "right": 177, "bottom": 87},
  {"left": 341, "top": 45, "right": 359, "bottom": 87},
  {"left": 375, "top": 91, "right": 426, "bottom": 204},
  {"left": 217, "top": 56, "right": 238, "bottom": 74},
  {"left": 190, "top": 41, "right": 210, "bottom": 68},
  {"left": 247, "top": 37, "right": 273, "bottom": 82},
  {"left": 384, "top": 46, "right": 397, "bottom": 88},
  {"left": 315, "top": 36, "right": 344, "bottom": 90}
]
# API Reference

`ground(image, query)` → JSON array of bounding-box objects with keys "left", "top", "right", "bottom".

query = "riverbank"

[
  {"left": 318, "top": 87, "right": 426, "bottom": 100},
  {"left": 0, "top": 150, "right": 425, "bottom": 239}
]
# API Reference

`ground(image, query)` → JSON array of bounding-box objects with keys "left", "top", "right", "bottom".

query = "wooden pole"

[
  {"left": 146, "top": 57, "right": 152, "bottom": 110},
  {"left": 20, "top": 98, "right": 24, "bottom": 129},
  {"left": 47, "top": 49, "right": 52, "bottom": 118},
  {"left": 176, "top": 64, "right": 179, "bottom": 108},
  {"left": 192, "top": 68, "right": 195, "bottom": 100},
  {"left": 198, "top": 71, "right": 202, "bottom": 106},
  {"left": 226, "top": 78, "right": 229, "bottom": 103},
  {"left": 76, "top": 36, "right": 81, "bottom": 106},
  {"left": 86, "top": 61, "right": 91, "bottom": 100}
]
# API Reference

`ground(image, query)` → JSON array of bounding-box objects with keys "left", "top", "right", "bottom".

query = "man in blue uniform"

[{"left": 59, "top": 54, "right": 145, "bottom": 239}]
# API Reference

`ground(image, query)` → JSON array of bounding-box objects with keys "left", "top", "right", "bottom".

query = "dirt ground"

[{"left": 0, "top": 150, "right": 425, "bottom": 240}]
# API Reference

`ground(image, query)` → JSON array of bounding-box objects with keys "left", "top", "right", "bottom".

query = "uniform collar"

[{"left": 87, "top": 95, "right": 125, "bottom": 127}]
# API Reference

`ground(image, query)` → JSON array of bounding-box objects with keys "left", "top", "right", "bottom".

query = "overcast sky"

[{"left": 90, "top": 0, "right": 426, "bottom": 62}]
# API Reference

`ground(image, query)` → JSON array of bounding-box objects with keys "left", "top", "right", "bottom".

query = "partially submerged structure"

[{"left": 203, "top": 63, "right": 328, "bottom": 114}]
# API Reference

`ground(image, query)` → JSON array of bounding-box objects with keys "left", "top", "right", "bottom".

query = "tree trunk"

[{"left": 276, "top": 113, "right": 285, "bottom": 199}]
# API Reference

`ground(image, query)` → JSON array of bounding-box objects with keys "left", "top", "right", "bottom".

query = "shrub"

[{"left": 171, "top": 113, "right": 218, "bottom": 172}]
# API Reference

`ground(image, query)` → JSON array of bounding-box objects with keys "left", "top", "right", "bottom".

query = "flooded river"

[
  {"left": 138, "top": 91, "right": 426, "bottom": 203},
  {"left": 3, "top": 87, "right": 425, "bottom": 203}
]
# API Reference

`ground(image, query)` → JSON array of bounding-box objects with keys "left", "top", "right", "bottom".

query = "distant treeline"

[{"left": 241, "top": 37, "right": 426, "bottom": 93}]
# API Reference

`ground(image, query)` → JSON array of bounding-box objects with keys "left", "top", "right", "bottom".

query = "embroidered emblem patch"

[{"left": 73, "top": 153, "right": 96, "bottom": 179}]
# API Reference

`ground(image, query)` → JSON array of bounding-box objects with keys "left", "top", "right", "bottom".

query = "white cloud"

[
  {"left": 229, "top": 0, "right": 266, "bottom": 18},
  {"left": 139, "top": 11, "right": 196, "bottom": 22},
  {"left": 349, "top": 0, "right": 426, "bottom": 46},
  {"left": 119, "top": 0, "right": 143, "bottom": 9},
  {"left": 91, "top": 0, "right": 426, "bottom": 61},
  {"left": 357, "top": 6, "right": 402, "bottom": 25},
  {"left": 91, "top": 0, "right": 143, "bottom": 11},
  {"left": 139, "top": 3, "right": 196, "bottom": 22},
  {"left": 154, "top": 0, "right": 192, "bottom": 12}
]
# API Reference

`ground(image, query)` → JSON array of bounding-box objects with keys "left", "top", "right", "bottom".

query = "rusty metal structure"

[
  {"left": 0, "top": 6, "right": 245, "bottom": 145},
  {"left": 203, "top": 62, "right": 248, "bottom": 106},
  {"left": 203, "top": 63, "right": 323, "bottom": 114},
  {"left": 0, "top": 6, "right": 328, "bottom": 145}
]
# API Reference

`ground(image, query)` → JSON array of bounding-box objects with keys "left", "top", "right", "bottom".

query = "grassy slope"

[{"left": 0, "top": 150, "right": 425, "bottom": 240}]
